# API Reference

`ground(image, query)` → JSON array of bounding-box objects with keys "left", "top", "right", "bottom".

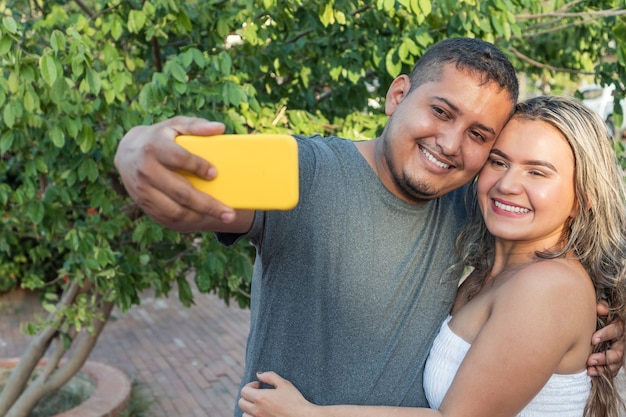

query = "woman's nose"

[{"left": 496, "top": 169, "right": 523, "bottom": 194}]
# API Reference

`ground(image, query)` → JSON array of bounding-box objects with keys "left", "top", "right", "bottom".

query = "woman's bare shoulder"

[{"left": 499, "top": 258, "right": 596, "bottom": 316}]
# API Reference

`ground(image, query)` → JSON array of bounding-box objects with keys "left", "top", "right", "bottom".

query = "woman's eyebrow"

[{"left": 490, "top": 148, "right": 557, "bottom": 172}]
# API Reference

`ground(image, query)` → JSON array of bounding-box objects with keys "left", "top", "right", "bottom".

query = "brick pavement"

[{"left": 0, "top": 284, "right": 250, "bottom": 417}]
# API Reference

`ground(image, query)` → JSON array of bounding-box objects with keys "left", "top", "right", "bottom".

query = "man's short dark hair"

[{"left": 408, "top": 37, "right": 519, "bottom": 106}]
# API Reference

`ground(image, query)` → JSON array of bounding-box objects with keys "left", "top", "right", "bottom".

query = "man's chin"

[{"left": 400, "top": 184, "right": 441, "bottom": 203}]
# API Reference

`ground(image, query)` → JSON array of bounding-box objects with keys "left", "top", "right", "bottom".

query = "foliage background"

[
  {"left": 1, "top": 1, "right": 625, "bottom": 414},
  {"left": 0, "top": 0, "right": 625, "bottom": 343}
]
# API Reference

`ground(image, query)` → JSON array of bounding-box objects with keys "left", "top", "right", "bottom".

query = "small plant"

[{"left": 0, "top": 369, "right": 94, "bottom": 417}]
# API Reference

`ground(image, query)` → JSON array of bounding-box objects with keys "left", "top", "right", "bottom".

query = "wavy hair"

[{"left": 456, "top": 95, "right": 626, "bottom": 417}]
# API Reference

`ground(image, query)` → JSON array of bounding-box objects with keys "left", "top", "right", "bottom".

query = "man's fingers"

[
  {"left": 587, "top": 350, "right": 624, "bottom": 377},
  {"left": 162, "top": 117, "right": 226, "bottom": 179},
  {"left": 139, "top": 124, "right": 214, "bottom": 181},
  {"left": 596, "top": 300, "right": 610, "bottom": 316},
  {"left": 164, "top": 116, "right": 225, "bottom": 137},
  {"left": 592, "top": 320, "right": 625, "bottom": 345}
]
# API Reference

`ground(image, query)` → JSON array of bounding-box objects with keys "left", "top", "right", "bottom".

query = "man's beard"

[
  {"left": 383, "top": 138, "right": 439, "bottom": 203},
  {"left": 392, "top": 170, "right": 438, "bottom": 203}
]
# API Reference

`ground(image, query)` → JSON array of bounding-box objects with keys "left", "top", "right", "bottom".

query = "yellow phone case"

[{"left": 175, "top": 134, "right": 299, "bottom": 210}]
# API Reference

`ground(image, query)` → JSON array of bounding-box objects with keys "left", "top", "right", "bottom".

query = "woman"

[{"left": 238, "top": 95, "right": 626, "bottom": 417}]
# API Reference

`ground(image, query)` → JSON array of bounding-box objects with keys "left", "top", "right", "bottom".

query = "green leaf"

[
  {"left": 216, "top": 18, "right": 229, "bottom": 37},
  {"left": 385, "top": 49, "right": 402, "bottom": 78},
  {"left": 168, "top": 61, "right": 187, "bottom": 83},
  {"left": 320, "top": 3, "right": 334, "bottom": 27},
  {"left": 490, "top": 14, "right": 504, "bottom": 36},
  {"left": 128, "top": 10, "right": 147, "bottom": 33},
  {"left": 35, "top": 157, "right": 48, "bottom": 174},
  {"left": 0, "top": 131, "right": 14, "bottom": 154},
  {"left": 223, "top": 82, "right": 245, "bottom": 107},
  {"left": 44, "top": 292, "right": 59, "bottom": 301},
  {"left": 25, "top": 200, "right": 45, "bottom": 224},
  {"left": 177, "top": 276, "right": 194, "bottom": 307},
  {"left": 182, "top": 49, "right": 194, "bottom": 67},
  {"left": 177, "top": 11, "right": 192, "bottom": 32},
  {"left": 50, "top": 30, "right": 66, "bottom": 52},
  {"left": 2, "top": 17, "right": 17, "bottom": 34},
  {"left": 62, "top": 333, "right": 73, "bottom": 350},
  {"left": 50, "top": 125, "right": 66, "bottom": 148},
  {"left": 218, "top": 52, "right": 232, "bottom": 76},
  {"left": 78, "top": 124, "right": 95, "bottom": 153},
  {"left": 42, "top": 302, "right": 57, "bottom": 314},
  {"left": 7, "top": 70, "right": 19, "bottom": 93},
  {"left": 0, "top": 35, "right": 12, "bottom": 56},
  {"left": 418, "top": 0, "right": 432, "bottom": 16},
  {"left": 300, "top": 66, "right": 311, "bottom": 87},
  {"left": 77, "top": 158, "right": 98, "bottom": 182},
  {"left": 23, "top": 90, "right": 37, "bottom": 112},
  {"left": 111, "top": 17, "right": 123, "bottom": 40},
  {"left": 329, "top": 65, "right": 342, "bottom": 81},
  {"left": 50, "top": 76, "right": 68, "bottom": 104},
  {"left": 174, "top": 81, "right": 187, "bottom": 94},
  {"left": 86, "top": 68, "right": 102, "bottom": 95},
  {"left": 3, "top": 100, "right": 16, "bottom": 128},
  {"left": 39, "top": 53, "right": 58, "bottom": 87},
  {"left": 191, "top": 48, "right": 206, "bottom": 68},
  {"left": 139, "top": 254, "right": 150, "bottom": 265}
]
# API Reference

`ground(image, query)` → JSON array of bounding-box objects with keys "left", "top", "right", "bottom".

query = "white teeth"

[
  {"left": 494, "top": 200, "right": 530, "bottom": 214},
  {"left": 421, "top": 148, "right": 450, "bottom": 169}
]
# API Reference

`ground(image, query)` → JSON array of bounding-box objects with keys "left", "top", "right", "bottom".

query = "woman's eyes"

[{"left": 489, "top": 158, "right": 548, "bottom": 177}]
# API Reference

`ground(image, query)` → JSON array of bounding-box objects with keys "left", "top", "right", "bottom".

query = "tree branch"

[
  {"left": 517, "top": 7, "right": 624, "bottom": 20},
  {"left": 508, "top": 46, "right": 595, "bottom": 75},
  {"left": 285, "top": 29, "right": 315, "bottom": 44},
  {"left": 3, "top": 282, "right": 115, "bottom": 417},
  {"left": 73, "top": 0, "right": 95, "bottom": 18},
  {"left": 152, "top": 36, "right": 162, "bottom": 73},
  {"left": 5, "top": 299, "right": 114, "bottom": 417},
  {"left": 520, "top": 13, "right": 615, "bottom": 38},
  {"left": 0, "top": 281, "right": 81, "bottom": 416}
]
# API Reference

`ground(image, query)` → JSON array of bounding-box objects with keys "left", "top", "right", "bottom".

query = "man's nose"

[{"left": 435, "top": 129, "right": 463, "bottom": 156}]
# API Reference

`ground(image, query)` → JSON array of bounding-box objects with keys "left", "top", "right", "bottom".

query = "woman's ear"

[
  {"left": 569, "top": 199, "right": 578, "bottom": 219},
  {"left": 385, "top": 74, "right": 411, "bottom": 116},
  {"left": 570, "top": 194, "right": 591, "bottom": 218}
]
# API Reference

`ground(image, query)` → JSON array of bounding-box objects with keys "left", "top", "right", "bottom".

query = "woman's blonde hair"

[{"left": 456, "top": 95, "right": 626, "bottom": 417}]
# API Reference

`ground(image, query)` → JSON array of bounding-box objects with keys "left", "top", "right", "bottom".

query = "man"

[{"left": 114, "top": 38, "right": 623, "bottom": 416}]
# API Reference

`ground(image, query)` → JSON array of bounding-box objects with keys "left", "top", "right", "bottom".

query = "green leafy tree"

[{"left": 0, "top": 1, "right": 624, "bottom": 415}]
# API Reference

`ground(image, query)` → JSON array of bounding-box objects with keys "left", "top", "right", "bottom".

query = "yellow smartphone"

[{"left": 174, "top": 134, "right": 299, "bottom": 210}]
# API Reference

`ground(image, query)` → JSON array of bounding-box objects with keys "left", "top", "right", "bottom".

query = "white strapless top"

[{"left": 423, "top": 316, "right": 591, "bottom": 416}]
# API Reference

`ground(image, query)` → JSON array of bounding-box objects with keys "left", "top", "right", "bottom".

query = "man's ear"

[{"left": 385, "top": 74, "right": 411, "bottom": 116}]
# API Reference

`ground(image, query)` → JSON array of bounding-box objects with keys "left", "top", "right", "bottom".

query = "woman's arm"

[{"left": 239, "top": 372, "right": 442, "bottom": 417}]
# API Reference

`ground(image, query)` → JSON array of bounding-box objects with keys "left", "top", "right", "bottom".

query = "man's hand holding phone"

[
  {"left": 175, "top": 134, "right": 298, "bottom": 211},
  {"left": 115, "top": 117, "right": 255, "bottom": 233}
]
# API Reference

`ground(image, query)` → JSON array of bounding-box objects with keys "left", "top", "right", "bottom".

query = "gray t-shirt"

[{"left": 217, "top": 134, "right": 467, "bottom": 416}]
